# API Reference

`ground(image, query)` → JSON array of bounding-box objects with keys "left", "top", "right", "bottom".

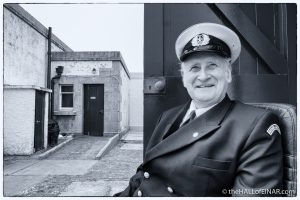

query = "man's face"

[{"left": 181, "top": 53, "right": 232, "bottom": 108}]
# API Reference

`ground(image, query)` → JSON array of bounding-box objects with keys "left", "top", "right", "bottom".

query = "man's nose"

[{"left": 196, "top": 69, "right": 210, "bottom": 81}]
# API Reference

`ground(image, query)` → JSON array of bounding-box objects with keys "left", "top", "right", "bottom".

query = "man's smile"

[{"left": 194, "top": 84, "right": 215, "bottom": 88}]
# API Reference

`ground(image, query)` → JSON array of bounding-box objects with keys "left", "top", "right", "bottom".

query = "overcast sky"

[{"left": 20, "top": 3, "right": 144, "bottom": 73}]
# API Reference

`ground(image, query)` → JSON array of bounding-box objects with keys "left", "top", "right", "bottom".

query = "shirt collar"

[
  {"left": 190, "top": 100, "right": 217, "bottom": 117},
  {"left": 180, "top": 100, "right": 218, "bottom": 127}
]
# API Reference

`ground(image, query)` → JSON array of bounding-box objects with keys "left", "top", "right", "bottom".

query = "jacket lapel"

[
  {"left": 161, "top": 102, "right": 190, "bottom": 140},
  {"left": 145, "top": 102, "right": 190, "bottom": 152},
  {"left": 144, "top": 95, "right": 232, "bottom": 164}
]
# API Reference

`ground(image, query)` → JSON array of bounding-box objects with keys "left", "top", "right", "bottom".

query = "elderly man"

[{"left": 115, "top": 23, "right": 283, "bottom": 197}]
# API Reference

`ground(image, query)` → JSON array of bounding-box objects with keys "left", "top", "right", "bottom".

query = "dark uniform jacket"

[{"left": 115, "top": 95, "right": 283, "bottom": 197}]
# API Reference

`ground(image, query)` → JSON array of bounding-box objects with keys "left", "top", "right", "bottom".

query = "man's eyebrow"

[{"left": 207, "top": 61, "right": 217, "bottom": 64}]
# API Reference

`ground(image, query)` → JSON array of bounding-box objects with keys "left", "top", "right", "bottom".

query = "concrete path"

[
  {"left": 3, "top": 131, "right": 143, "bottom": 197},
  {"left": 47, "top": 135, "right": 109, "bottom": 160},
  {"left": 121, "top": 131, "right": 143, "bottom": 144}
]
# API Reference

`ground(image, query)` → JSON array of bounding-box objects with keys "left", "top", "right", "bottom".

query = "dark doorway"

[
  {"left": 34, "top": 90, "right": 45, "bottom": 151},
  {"left": 84, "top": 84, "right": 104, "bottom": 136},
  {"left": 144, "top": 3, "right": 296, "bottom": 152}
]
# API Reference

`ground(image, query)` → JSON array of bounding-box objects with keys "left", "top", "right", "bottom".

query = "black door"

[
  {"left": 84, "top": 84, "right": 104, "bottom": 136},
  {"left": 144, "top": 3, "right": 296, "bottom": 152},
  {"left": 34, "top": 90, "right": 45, "bottom": 151}
]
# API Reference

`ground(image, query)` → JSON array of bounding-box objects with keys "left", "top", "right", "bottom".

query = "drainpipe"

[
  {"left": 47, "top": 27, "right": 63, "bottom": 147},
  {"left": 47, "top": 27, "right": 52, "bottom": 119},
  {"left": 48, "top": 66, "right": 63, "bottom": 147},
  {"left": 51, "top": 66, "right": 64, "bottom": 117}
]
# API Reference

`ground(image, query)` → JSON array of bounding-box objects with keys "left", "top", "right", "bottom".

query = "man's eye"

[
  {"left": 190, "top": 66, "right": 200, "bottom": 72},
  {"left": 207, "top": 64, "right": 217, "bottom": 70}
]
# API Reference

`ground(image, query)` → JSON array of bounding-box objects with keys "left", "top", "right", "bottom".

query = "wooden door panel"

[
  {"left": 228, "top": 75, "right": 289, "bottom": 103},
  {"left": 34, "top": 90, "right": 45, "bottom": 151},
  {"left": 239, "top": 43, "right": 257, "bottom": 74},
  {"left": 213, "top": 4, "right": 287, "bottom": 74},
  {"left": 237, "top": 4, "right": 257, "bottom": 75},
  {"left": 144, "top": 4, "right": 164, "bottom": 77},
  {"left": 84, "top": 84, "right": 104, "bottom": 136},
  {"left": 286, "top": 4, "right": 297, "bottom": 106}
]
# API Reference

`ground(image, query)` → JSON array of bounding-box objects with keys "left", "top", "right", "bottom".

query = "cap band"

[{"left": 180, "top": 33, "right": 231, "bottom": 61}]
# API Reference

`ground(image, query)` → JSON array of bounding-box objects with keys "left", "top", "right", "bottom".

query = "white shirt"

[{"left": 179, "top": 101, "right": 217, "bottom": 127}]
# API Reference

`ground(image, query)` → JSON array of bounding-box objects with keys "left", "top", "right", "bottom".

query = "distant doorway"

[{"left": 84, "top": 84, "right": 104, "bottom": 136}]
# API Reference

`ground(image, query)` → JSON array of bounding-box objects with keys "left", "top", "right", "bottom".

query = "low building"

[{"left": 51, "top": 51, "right": 130, "bottom": 137}]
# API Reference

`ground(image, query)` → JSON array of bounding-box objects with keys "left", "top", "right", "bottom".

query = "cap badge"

[{"left": 191, "top": 33, "right": 210, "bottom": 47}]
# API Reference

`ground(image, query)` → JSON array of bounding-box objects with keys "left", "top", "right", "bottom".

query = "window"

[{"left": 60, "top": 85, "right": 73, "bottom": 109}]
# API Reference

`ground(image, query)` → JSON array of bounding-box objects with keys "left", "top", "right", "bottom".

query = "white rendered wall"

[
  {"left": 129, "top": 73, "right": 143, "bottom": 131},
  {"left": 4, "top": 89, "right": 35, "bottom": 155},
  {"left": 119, "top": 64, "right": 130, "bottom": 132}
]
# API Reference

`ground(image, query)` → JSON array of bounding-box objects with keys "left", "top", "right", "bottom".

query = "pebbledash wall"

[
  {"left": 3, "top": 4, "right": 72, "bottom": 155},
  {"left": 51, "top": 52, "right": 130, "bottom": 136}
]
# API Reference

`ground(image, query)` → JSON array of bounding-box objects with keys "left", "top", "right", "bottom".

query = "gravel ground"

[
  {"left": 4, "top": 135, "right": 71, "bottom": 166},
  {"left": 47, "top": 135, "right": 109, "bottom": 160},
  {"left": 17, "top": 141, "right": 143, "bottom": 196}
]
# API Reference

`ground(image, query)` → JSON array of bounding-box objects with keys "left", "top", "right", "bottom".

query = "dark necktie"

[
  {"left": 162, "top": 110, "right": 196, "bottom": 140},
  {"left": 181, "top": 110, "right": 196, "bottom": 127}
]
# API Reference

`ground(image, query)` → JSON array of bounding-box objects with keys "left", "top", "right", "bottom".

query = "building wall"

[
  {"left": 3, "top": 5, "right": 71, "bottom": 155},
  {"left": 119, "top": 63, "right": 130, "bottom": 133},
  {"left": 4, "top": 89, "right": 35, "bottom": 155},
  {"left": 4, "top": 7, "right": 47, "bottom": 87},
  {"left": 51, "top": 60, "right": 127, "bottom": 136},
  {"left": 129, "top": 73, "right": 144, "bottom": 131},
  {"left": 50, "top": 60, "right": 113, "bottom": 78},
  {"left": 4, "top": 7, "right": 66, "bottom": 87}
]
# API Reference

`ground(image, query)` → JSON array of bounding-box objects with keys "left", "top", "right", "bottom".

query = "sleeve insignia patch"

[{"left": 266, "top": 124, "right": 281, "bottom": 135}]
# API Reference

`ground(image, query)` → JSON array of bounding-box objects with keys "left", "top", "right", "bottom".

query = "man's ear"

[
  {"left": 180, "top": 63, "right": 185, "bottom": 76},
  {"left": 226, "top": 63, "right": 232, "bottom": 83},
  {"left": 180, "top": 64, "right": 187, "bottom": 88},
  {"left": 180, "top": 69, "right": 184, "bottom": 77}
]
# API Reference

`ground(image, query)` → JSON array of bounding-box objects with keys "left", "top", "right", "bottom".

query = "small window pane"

[
  {"left": 61, "top": 86, "right": 73, "bottom": 92},
  {"left": 62, "top": 94, "right": 73, "bottom": 107}
]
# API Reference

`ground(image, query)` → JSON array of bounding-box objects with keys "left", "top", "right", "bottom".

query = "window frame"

[{"left": 59, "top": 84, "right": 74, "bottom": 110}]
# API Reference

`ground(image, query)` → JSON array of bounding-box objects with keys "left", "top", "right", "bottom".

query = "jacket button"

[
  {"left": 137, "top": 190, "right": 142, "bottom": 197},
  {"left": 167, "top": 186, "right": 173, "bottom": 193},
  {"left": 192, "top": 132, "right": 199, "bottom": 137},
  {"left": 144, "top": 172, "right": 150, "bottom": 179}
]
